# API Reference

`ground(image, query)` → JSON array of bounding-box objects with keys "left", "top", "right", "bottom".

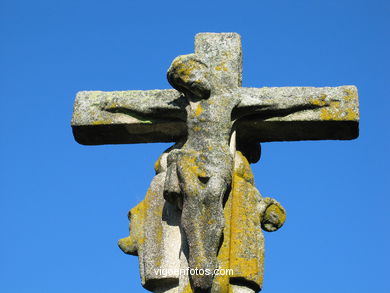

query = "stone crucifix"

[{"left": 71, "top": 33, "right": 359, "bottom": 293}]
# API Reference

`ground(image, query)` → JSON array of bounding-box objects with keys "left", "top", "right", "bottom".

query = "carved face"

[{"left": 167, "top": 54, "right": 211, "bottom": 99}]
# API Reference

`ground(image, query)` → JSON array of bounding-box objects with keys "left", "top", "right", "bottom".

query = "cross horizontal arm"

[
  {"left": 71, "top": 89, "right": 186, "bottom": 145},
  {"left": 71, "top": 85, "right": 359, "bottom": 145},
  {"left": 235, "top": 85, "right": 359, "bottom": 142}
]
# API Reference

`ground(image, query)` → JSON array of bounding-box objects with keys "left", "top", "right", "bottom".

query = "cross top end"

[
  {"left": 167, "top": 33, "right": 243, "bottom": 104},
  {"left": 194, "top": 32, "right": 242, "bottom": 88}
]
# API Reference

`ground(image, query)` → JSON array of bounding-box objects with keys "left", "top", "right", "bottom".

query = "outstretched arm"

[
  {"left": 233, "top": 87, "right": 340, "bottom": 120},
  {"left": 71, "top": 89, "right": 188, "bottom": 145},
  {"left": 230, "top": 86, "right": 359, "bottom": 142},
  {"left": 77, "top": 89, "right": 187, "bottom": 122},
  {"left": 233, "top": 86, "right": 359, "bottom": 121}
]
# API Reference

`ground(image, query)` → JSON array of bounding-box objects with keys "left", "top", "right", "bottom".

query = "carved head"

[{"left": 167, "top": 54, "right": 211, "bottom": 99}]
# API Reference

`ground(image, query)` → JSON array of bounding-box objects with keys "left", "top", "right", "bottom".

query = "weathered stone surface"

[
  {"left": 119, "top": 150, "right": 285, "bottom": 293},
  {"left": 72, "top": 32, "right": 360, "bottom": 293},
  {"left": 236, "top": 86, "right": 359, "bottom": 142},
  {"left": 71, "top": 85, "right": 358, "bottom": 145},
  {"left": 164, "top": 53, "right": 236, "bottom": 291},
  {"left": 71, "top": 89, "right": 185, "bottom": 145},
  {"left": 119, "top": 145, "right": 182, "bottom": 291}
]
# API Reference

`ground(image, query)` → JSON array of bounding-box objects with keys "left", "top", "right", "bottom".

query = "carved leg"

[{"left": 177, "top": 153, "right": 229, "bottom": 292}]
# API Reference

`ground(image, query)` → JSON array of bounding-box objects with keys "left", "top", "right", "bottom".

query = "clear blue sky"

[{"left": 1, "top": 0, "right": 389, "bottom": 292}]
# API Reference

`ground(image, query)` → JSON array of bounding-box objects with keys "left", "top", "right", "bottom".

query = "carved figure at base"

[{"left": 119, "top": 145, "right": 286, "bottom": 293}]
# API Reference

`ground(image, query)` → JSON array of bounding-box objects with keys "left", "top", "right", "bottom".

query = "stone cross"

[{"left": 71, "top": 33, "right": 359, "bottom": 293}]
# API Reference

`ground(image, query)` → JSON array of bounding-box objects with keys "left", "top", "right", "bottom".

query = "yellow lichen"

[
  {"left": 124, "top": 150, "right": 266, "bottom": 292},
  {"left": 228, "top": 151, "right": 264, "bottom": 287},
  {"left": 310, "top": 94, "right": 328, "bottom": 106},
  {"left": 179, "top": 154, "right": 207, "bottom": 181},
  {"left": 265, "top": 204, "right": 286, "bottom": 226},
  {"left": 343, "top": 88, "right": 357, "bottom": 101},
  {"left": 174, "top": 59, "right": 202, "bottom": 83},
  {"left": 180, "top": 283, "right": 193, "bottom": 293},
  {"left": 195, "top": 104, "right": 203, "bottom": 116},
  {"left": 320, "top": 104, "right": 358, "bottom": 121},
  {"left": 215, "top": 62, "right": 228, "bottom": 72},
  {"left": 154, "top": 155, "right": 162, "bottom": 173},
  {"left": 155, "top": 233, "right": 162, "bottom": 267},
  {"left": 213, "top": 174, "right": 232, "bottom": 293},
  {"left": 318, "top": 88, "right": 358, "bottom": 121},
  {"left": 118, "top": 200, "right": 147, "bottom": 255}
]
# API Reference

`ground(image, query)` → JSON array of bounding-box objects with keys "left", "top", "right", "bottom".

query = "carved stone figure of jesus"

[
  {"left": 163, "top": 54, "right": 241, "bottom": 291},
  {"left": 162, "top": 53, "right": 304, "bottom": 292},
  {"left": 117, "top": 52, "right": 333, "bottom": 293}
]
